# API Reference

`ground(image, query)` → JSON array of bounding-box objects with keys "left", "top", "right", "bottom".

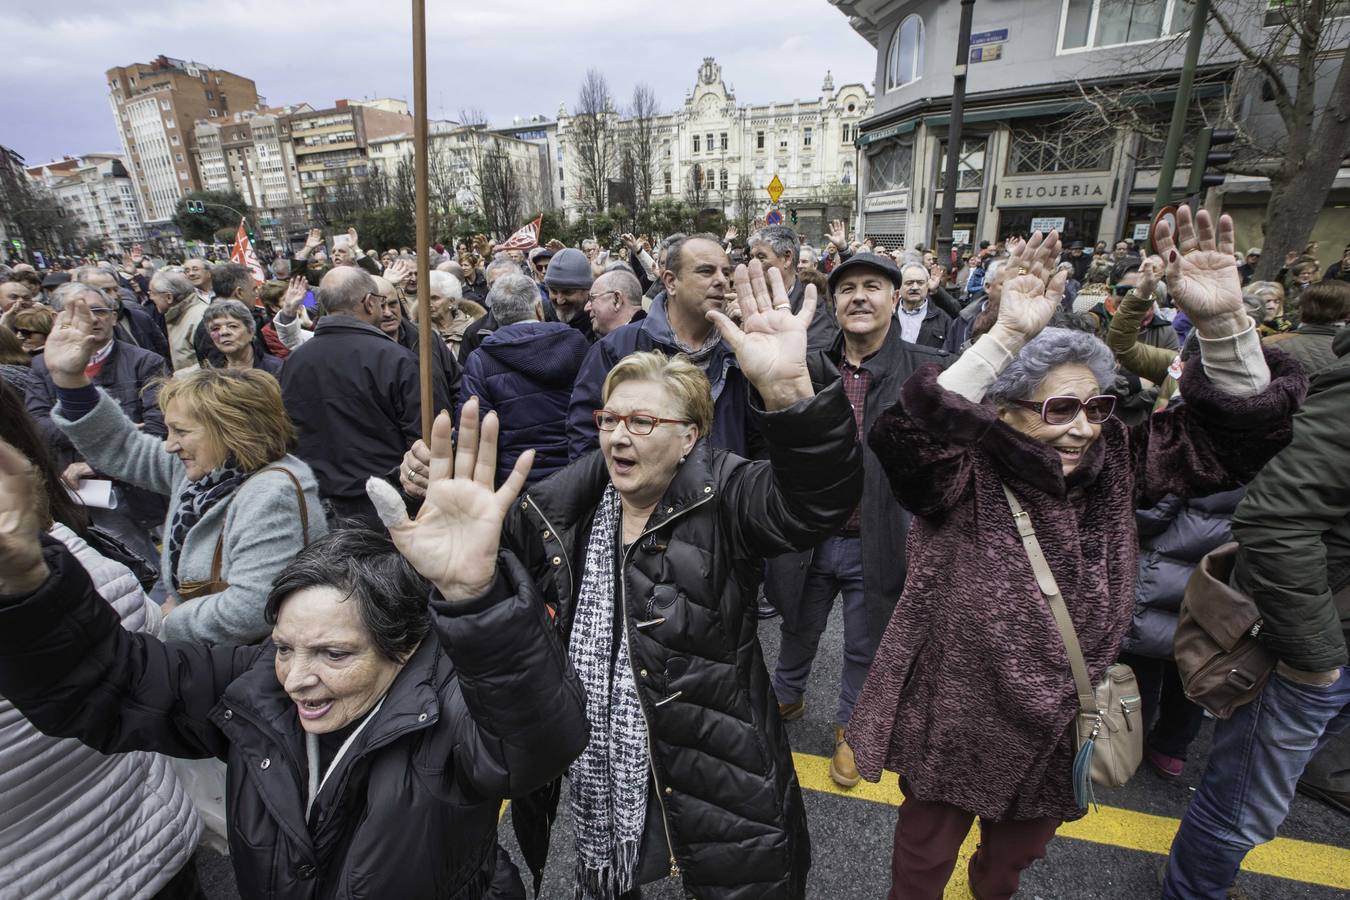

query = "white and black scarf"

[
  {"left": 567, "top": 484, "right": 649, "bottom": 900},
  {"left": 166, "top": 461, "right": 247, "bottom": 588}
]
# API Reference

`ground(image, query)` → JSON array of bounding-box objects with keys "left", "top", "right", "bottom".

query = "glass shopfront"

[{"left": 997, "top": 206, "right": 1102, "bottom": 244}]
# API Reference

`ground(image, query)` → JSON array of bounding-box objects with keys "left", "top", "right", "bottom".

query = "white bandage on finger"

[{"left": 366, "top": 477, "right": 411, "bottom": 529}]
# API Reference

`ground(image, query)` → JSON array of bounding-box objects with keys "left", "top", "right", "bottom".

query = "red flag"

[
  {"left": 495, "top": 215, "right": 542, "bottom": 253},
  {"left": 230, "top": 219, "right": 266, "bottom": 285}
]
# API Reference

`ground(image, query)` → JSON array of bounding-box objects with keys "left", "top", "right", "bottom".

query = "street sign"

[
  {"left": 970, "top": 28, "right": 1009, "bottom": 45},
  {"left": 766, "top": 208, "right": 783, "bottom": 225},
  {"left": 1132, "top": 223, "right": 1150, "bottom": 241},
  {"left": 1030, "top": 216, "right": 1066, "bottom": 233},
  {"left": 766, "top": 174, "right": 784, "bottom": 205},
  {"left": 970, "top": 44, "right": 1003, "bottom": 63},
  {"left": 952, "top": 229, "right": 971, "bottom": 245}
]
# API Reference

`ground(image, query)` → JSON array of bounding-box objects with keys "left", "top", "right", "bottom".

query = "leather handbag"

[
  {"left": 177, "top": 466, "right": 311, "bottom": 601},
  {"left": 1174, "top": 542, "right": 1275, "bottom": 719},
  {"left": 1003, "top": 484, "right": 1143, "bottom": 809}
]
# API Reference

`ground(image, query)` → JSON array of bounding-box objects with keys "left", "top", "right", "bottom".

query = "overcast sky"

[{"left": 2, "top": 0, "right": 877, "bottom": 166}]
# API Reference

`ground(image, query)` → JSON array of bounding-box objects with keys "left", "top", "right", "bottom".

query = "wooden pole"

[{"left": 412, "top": 0, "right": 434, "bottom": 442}]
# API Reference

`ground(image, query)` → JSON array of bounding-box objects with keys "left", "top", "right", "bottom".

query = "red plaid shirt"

[{"left": 838, "top": 358, "right": 872, "bottom": 535}]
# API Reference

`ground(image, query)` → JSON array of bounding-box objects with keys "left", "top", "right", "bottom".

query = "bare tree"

[
  {"left": 477, "top": 139, "right": 530, "bottom": 239},
  {"left": 685, "top": 163, "right": 710, "bottom": 210},
  {"left": 627, "top": 83, "right": 661, "bottom": 217},
  {"left": 732, "top": 175, "right": 758, "bottom": 239},
  {"left": 572, "top": 69, "right": 617, "bottom": 213},
  {"left": 1074, "top": 1, "right": 1349, "bottom": 278}
]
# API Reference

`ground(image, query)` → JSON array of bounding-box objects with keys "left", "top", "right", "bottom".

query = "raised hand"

[
  {"left": 707, "top": 260, "right": 814, "bottom": 410},
  {"left": 373, "top": 401, "right": 532, "bottom": 602},
  {"left": 281, "top": 276, "right": 308, "bottom": 318},
  {"left": 347, "top": 227, "right": 360, "bottom": 249},
  {"left": 1154, "top": 206, "right": 1245, "bottom": 336},
  {"left": 301, "top": 228, "right": 323, "bottom": 257},
  {"left": 1136, "top": 254, "right": 1165, "bottom": 300},
  {"left": 385, "top": 258, "right": 414, "bottom": 289},
  {"left": 42, "top": 297, "right": 103, "bottom": 388},
  {"left": 994, "top": 231, "right": 1067, "bottom": 344},
  {"left": 0, "top": 441, "right": 47, "bottom": 595},
  {"left": 723, "top": 226, "right": 738, "bottom": 243},
  {"left": 827, "top": 219, "right": 848, "bottom": 250}
]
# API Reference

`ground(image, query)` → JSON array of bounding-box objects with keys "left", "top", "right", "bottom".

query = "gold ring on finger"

[{"left": 774, "top": 304, "right": 790, "bottom": 310}]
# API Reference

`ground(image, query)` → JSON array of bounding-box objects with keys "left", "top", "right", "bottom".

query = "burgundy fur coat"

[{"left": 846, "top": 350, "right": 1307, "bottom": 821}]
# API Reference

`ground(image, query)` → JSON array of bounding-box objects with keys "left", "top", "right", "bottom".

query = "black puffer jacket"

[
  {"left": 0, "top": 539, "right": 589, "bottom": 900},
  {"left": 505, "top": 382, "right": 863, "bottom": 900},
  {"left": 1122, "top": 487, "right": 1245, "bottom": 659}
]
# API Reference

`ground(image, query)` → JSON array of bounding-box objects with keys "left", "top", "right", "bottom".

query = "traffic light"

[
  {"left": 1187, "top": 127, "right": 1237, "bottom": 195},
  {"left": 790, "top": 208, "right": 798, "bottom": 225},
  {"left": 186, "top": 200, "right": 205, "bottom": 213}
]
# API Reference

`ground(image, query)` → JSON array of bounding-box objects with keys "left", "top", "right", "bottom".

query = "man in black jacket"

[
  {"left": 896, "top": 262, "right": 954, "bottom": 349},
  {"left": 281, "top": 267, "right": 451, "bottom": 530},
  {"left": 749, "top": 224, "right": 839, "bottom": 351},
  {"left": 766, "top": 253, "right": 951, "bottom": 790}
]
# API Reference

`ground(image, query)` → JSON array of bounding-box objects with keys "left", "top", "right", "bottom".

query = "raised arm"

[
  {"left": 366, "top": 401, "right": 588, "bottom": 798},
  {"left": 707, "top": 260, "right": 863, "bottom": 555},
  {"left": 1106, "top": 255, "right": 1177, "bottom": 386},
  {"left": 0, "top": 443, "right": 257, "bottom": 760}
]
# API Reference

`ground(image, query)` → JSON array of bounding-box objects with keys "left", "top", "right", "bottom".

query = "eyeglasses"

[
  {"left": 13, "top": 328, "right": 40, "bottom": 339},
  {"left": 1008, "top": 395, "right": 1116, "bottom": 425},
  {"left": 588, "top": 289, "right": 621, "bottom": 305},
  {"left": 593, "top": 410, "right": 690, "bottom": 435},
  {"left": 86, "top": 306, "right": 117, "bottom": 318}
]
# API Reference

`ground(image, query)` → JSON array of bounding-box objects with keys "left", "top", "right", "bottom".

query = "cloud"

[{"left": 1, "top": 0, "right": 875, "bottom": 165}]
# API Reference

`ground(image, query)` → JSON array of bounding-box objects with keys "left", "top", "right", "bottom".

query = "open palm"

[
  {"left": 381, "top": 401, "right": 532, "bottom": 602},
  {"left": 995, "top": 230, "right": 1067, "bottom": 341},
  {"left": 1154, "top": 206, "right": 1242, "bottom": 324},
  {"left": 43, "top": 298, "right": 102, "bottom": 381},
  {"left": 708, "top": 261, "right": 811, "bottom": 395}
]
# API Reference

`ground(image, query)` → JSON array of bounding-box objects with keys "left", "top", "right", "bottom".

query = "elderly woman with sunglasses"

[{"left": 845, "top": 209, "right": 1308, "bottom": 900}]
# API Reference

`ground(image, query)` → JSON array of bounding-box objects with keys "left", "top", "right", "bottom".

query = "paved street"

[{"left": 197, "top": 600, "right": 1350, "bottom": 899}]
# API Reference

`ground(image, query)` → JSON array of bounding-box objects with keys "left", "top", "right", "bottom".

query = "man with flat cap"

[{"left": 766, "top": 251, "right": 953, "bottom": 790}]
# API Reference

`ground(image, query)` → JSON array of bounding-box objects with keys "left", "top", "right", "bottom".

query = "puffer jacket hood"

[{"left": 480, "top": 321, "right": 590, "bottom": 387}]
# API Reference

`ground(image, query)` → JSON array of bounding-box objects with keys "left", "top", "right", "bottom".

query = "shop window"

[
  {"left": 1059, "top": 0, "right": 1194, "bottom": 52},
  {"left": 1007, "top": 117, "right": 1114, "bottom": 173},
  {"left": 885, "top": 15, "right": 923, "bottom": 91},
  {"left": 937, "top": 138, "right": 987, "bottom": 190},
  {"left": 867, "top": 139, "right": 914, "bottom": 193}
]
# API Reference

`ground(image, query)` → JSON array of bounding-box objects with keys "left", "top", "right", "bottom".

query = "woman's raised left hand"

[
  {"left": 707, "top": 260, "right": 814, "bottom": 410},
  {"left": 0, "top": 441, "right": 47, "bottom": 595},
  {"left": 1154, "top": 206, "right": 1246, "bottom": 336}
]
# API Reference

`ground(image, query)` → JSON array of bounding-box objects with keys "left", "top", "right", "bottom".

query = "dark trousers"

[
  {"left": 1119, "top": 652, "right": 1205, "bottom": 760},
  {"left": 889, "top": 790, "right": 1060, "bottom": 900},
  {"left": 772, "top": 535, "right": 869, "bottom": 725}
]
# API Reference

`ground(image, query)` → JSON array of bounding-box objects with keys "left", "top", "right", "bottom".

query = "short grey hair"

[
  {"left": 987, "top": 328, "right": 1117, "bottom": 406},
  {"left": 900, "top": 262, "right": 928, "bottom": 282},
  {"left": 204, "top": 299, "right": 256, "bottom": 334},
  {"left": 486, "top": 273, "right": 540, "bottom": 326},
  {"left": 799, "top": 245, "right": 818, "bottom": 264},
  {"left": 320, "top": 267, "right": 379, "bottom": 314},
  {"left": 598, "top": 269, "right": 643, "bottom": 307},
  {"left": 748, "top": 224, "right": 798, "bottom": 263},
  {"left": 656, "top": 232, "right": 687, "bottom": 265},
  {"left": 271, "top": 258, "right": 293, "bottom": 279},
  {"left": 427, "top": 270, "right": 462, "bottom": 300},
  {"left": 51, "top": 282, "right": 113, "bottom": 311},
  {"left": 484, "top": 254, "right": 521, "bottom": 286},
  {"left": 149, "top": 270, "right": 196, "bottom": 303}
]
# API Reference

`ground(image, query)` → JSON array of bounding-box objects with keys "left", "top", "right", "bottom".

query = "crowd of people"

[{"left": 0, "top": 211, "right": 1347, "bottom": 900}]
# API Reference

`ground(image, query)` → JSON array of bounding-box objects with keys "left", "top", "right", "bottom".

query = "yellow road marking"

[{"left": 791, "top": 751, "right": 1350, "bottom": 895}]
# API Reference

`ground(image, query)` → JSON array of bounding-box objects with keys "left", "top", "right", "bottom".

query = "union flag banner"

[
  {"left": 231, "top": 219, "right": 266, "bottom": 284},
  {"left": 495, "top": 215, "right": 542, "bottom": 252}
]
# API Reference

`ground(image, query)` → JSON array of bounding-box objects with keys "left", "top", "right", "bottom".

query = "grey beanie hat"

[{"left": 544, "top": 247, "right": 593, "bottom": 290}]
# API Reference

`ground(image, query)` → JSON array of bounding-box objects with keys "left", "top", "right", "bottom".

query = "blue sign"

[
  {"left": 766, "top": 209, "right": 783, "bottom": 225},
  {"left": 970, "top": 28, "right": 1008, "bottom": 46}
]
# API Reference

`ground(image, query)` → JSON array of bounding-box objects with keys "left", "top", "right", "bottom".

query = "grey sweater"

[{"left": 54, "top": 391, "right": 326, "bottom": 645}]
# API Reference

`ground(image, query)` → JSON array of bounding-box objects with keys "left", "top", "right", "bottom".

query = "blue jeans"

[
  {"left": 1163, "top": 666, "right": 1350, "bottom": 898},
  {"left": 772, "top": 535, "right": 868, "bottom": 726}
]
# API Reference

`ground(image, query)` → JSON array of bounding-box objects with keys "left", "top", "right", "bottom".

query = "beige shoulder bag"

[{"left": 1003, "top": 483, "right": 1143, "bottom": 809}]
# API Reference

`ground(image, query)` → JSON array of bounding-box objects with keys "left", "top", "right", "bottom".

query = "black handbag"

[{"left": 83, "top": 524, "right": 160, "bottom": 593}]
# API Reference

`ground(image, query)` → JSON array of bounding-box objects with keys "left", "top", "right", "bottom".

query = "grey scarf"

[{"left": 567, "top": 484, "right": 649, "bottom": 899}]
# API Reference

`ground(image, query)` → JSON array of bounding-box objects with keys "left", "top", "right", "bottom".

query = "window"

[
  {"left": 170, "top": 135, "right": 180, "bottom": 146},
  {"left": 720, "top": 169, "right": 728, "bottom": 191},
  {"left": 720, "top": 132, "right": 728, "bottom": 151},
  {"left": 208, "top": 109, "right": 219, "bottom": 118},
  {"left": 1059, "top": 0, "right": 1194, "bottom": 52},
  {"left": 1264, "top": 0, "right": 1350, "bottom": 26},
  {"left": 867, "top": 140, "right": 914, "bottom": 193},
  {"left": 206, "top": 90, "right": 214, "bottom": 100},
  {"left": 664, "top": 170, "right": 672, "bottom": 193},
  {"left": 175, "top": 153, "right": 183, "bottom": 162},
  {"left": 1007, "top": 117, "right": 1114, "bottom": 173},
  {"left": 841, "top": 123, "right": 852, "bottom": 142},
  {"left": 885, "top": 15, "right": 923, "bottom": 90},
  {"left": 804, "top": 127, "right": 813, "bottom": 147},
  {"left": 561, "top": 187, "right": 566, "bottom": 201},
  {"left": 756, "top": 131, "right": 765, "bottom": 150},
  {"left": 693, "top": 134, "right": 701, "bottom": 153},
  {"left": 779, "top": 137, "right": 788, "bottom": 150},
  {"left": 937, "top": 138, "right": 987, "bottom": 190},
  {"left": 558, "top": 166, "right": 564, "bottom": 181}
]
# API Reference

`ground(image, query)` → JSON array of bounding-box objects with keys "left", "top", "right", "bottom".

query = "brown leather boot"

[
  {"left": 830, "top": 726, "right": 861, "bottom": 789},
  {"left": 778, "top": 700, "right": 805, "bottom": 722}
]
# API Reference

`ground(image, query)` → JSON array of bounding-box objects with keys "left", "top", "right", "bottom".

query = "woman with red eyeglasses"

[{"left": 846, "top": 210, "right": 1309, "bottom": 900}]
